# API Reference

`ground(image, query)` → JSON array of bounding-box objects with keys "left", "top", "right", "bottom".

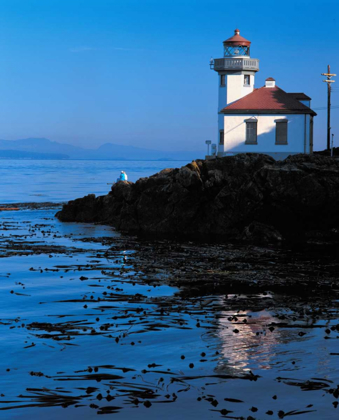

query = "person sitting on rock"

[{"left": 117, "top": 171, "right": 128, "bottom": 182}]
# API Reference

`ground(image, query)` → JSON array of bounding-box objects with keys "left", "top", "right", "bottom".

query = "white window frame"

[{"left": 244, "top": 75, "right": 250, "bottom": 86}]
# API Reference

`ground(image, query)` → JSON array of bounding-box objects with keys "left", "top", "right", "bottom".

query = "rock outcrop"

[{"left": 56, "top": 153, "right": 339, "bottom": 243}]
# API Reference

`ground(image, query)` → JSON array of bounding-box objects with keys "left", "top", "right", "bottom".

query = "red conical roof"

[{"left": 223, "top": 29, "right": 251, "bottom": 47}]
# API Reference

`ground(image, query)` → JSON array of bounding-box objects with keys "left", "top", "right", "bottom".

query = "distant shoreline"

[{"left": 0, "top": 138, "right": 204, "bottom": 161}]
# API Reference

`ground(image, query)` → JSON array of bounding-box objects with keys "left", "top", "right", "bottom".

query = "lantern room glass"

[{"left": 224, "top": 45, "right": 250, "bottom": 57}]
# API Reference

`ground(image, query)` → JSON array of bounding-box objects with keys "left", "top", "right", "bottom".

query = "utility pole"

[{"left": 322, "top": 65, "right": 336, "bottom": 151}]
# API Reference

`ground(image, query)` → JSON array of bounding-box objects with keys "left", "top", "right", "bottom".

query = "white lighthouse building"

[{"left": 208, "top": 29, "right": 316, "bottom": 160}]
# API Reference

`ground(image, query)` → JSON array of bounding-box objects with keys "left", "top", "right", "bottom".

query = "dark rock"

[
  {"left": 56, "top": 154, "right": 339, "bottom": 243},
  {"left": 240, "top": 221, "right": 282, "bottom": 244},
  {"left": 315, "top": 146, "right": 339, "bottom": 156}
]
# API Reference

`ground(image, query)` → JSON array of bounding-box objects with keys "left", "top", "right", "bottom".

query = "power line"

[{"left": 313, "top": 105, "right": 339, "bottom": 110}]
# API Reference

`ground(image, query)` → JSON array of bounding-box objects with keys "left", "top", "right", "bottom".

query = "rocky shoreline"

[{"left": 56, "top": 153, "right": 339, "bottom": 244}]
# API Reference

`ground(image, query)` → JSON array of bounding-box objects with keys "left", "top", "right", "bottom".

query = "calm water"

[
  {"left": 0, "top": 160, "right": 338, "bottom": 419},
  {"left": 0, "top": 160, "right": 187, "bottom": 204}
]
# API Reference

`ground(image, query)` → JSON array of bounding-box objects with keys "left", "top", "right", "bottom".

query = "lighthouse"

[
  {"left": 211, "top": 29, "right": 259, "bottom": 110},
  {"left": 208, "top": 29, "right": 316, "bottom": 160}
]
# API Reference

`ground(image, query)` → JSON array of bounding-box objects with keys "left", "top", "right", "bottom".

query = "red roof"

[
  {"left": 223, "top": 29, "right": 251, "bottom": 47},
  {"left": 288, "top": 92, "right": 311, "bottom": 101},
  {"left": 220, "top": 86, "right": 316, "bottom": 116}
]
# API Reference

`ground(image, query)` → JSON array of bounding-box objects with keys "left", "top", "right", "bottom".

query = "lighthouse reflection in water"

[
  {"left": 212, "top": 297, "right": 278, "bottom": 373},
  {"left": 207, "top": 294, "right": 322, "bottom": 375}
]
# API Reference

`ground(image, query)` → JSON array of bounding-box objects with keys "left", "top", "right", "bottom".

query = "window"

[
  {"left": 275, "top": 120, "right": 288, "bottom": 144},
  {"left": 220, "top": 74, "right": 225, "bottom": 86},
  {"left": 219, "top": 130, "right": 224, "bottom": 145},
  {"left": 244, "top": 75, "right": 250, "bottom": 86},
  {"left": 245, "top": 120, "right": 257, "bottom": 144}
]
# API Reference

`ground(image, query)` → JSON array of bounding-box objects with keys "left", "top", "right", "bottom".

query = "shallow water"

[{"left": 0, "top": 209, "right": 338, "bottom": 419}]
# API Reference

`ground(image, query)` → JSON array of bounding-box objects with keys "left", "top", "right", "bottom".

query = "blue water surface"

[{"left": 0, "top": 160, "right": 186, "bottom": 204}]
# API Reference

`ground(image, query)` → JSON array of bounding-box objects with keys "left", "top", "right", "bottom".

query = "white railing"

[{"left": 212, "top": 58, "right": 259, "bottom": 72}]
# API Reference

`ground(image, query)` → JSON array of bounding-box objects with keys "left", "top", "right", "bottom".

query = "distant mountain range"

[{"left": 0, "top": 138, "right": 204, "bottom": 161}]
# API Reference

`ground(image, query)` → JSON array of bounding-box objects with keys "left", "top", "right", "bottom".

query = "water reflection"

[
  {"left": 1, "top": 209, "right": 339, "bottom": 419},
  {"left": 214, "top": 303, "right": 279, "bottom": 373}
]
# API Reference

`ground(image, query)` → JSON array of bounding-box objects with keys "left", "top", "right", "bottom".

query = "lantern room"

[{"left": 223, "top": 29, "right": 251, "bottom": 57}]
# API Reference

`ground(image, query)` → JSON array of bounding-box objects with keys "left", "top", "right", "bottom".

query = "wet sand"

[{"left": 0, "top": 207, "right": 338, "bottom": 419}]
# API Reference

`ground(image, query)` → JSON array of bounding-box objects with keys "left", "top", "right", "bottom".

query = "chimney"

[{"left": 265, "top": 77, "right": 276, "bottom": 88}]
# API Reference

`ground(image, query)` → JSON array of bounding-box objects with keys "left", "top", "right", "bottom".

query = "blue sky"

[{"left": 0, "top": 0, "right": 338, "bottom": 151}]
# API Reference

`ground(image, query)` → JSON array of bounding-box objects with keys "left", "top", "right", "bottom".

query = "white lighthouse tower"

[{"left": 210, "top": 29, "right": 259, "bottom": 151}]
